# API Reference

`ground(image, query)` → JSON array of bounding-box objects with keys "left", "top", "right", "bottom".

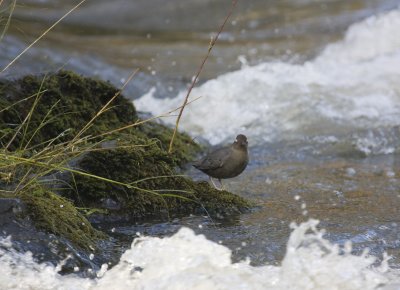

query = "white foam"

[
  {"left": 1, "top": 220, "right": 400, "bottom": 290},
  {"left": 136, "top": 9, "right": 400, "bottom": 145},
  {"left": 0, "top": 237, "right": 92, "bottom": 290},
  {"left": 315, "top": 9, "right": 400, "bottom": 64}
]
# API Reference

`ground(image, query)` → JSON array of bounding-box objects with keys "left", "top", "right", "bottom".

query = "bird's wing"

[{"left": 194, "top": 147, "right": 231, "bottom": 170}]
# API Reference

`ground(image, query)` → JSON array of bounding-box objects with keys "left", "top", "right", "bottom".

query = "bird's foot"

[{"left": 210, "top": 177, "right": 223, "bottom": 191}]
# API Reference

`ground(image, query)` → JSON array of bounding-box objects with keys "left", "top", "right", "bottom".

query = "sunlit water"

[{"left": 2, "top": 1, "right": 400, "bottom": 289}]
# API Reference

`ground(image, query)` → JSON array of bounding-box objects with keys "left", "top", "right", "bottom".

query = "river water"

[{"left": 2, "top": 0, "right": 400, "bottom": 289}]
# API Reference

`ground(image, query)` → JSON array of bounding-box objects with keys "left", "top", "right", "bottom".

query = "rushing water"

[
  {"left": 2, "top": 220, "right": 400, "bottom": 289},
  {"left": 2, "top": 0, "right": 400, "bottom": 289},
  {"left": 136, "top": 8, "right": 400, "bottom": 146}
]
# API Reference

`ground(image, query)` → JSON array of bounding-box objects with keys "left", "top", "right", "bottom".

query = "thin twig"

[
  {"left": 3, "top": 154, "right": 151, "bottom": 194},
  {"left": 95, "top": 95, "right": 202, "bottom": 139},
  {"left": 1, "top": 0, "right": 87, "bottom": 74},
  {"left": 168, "top": 0, "right": 238, "bottom": 153},
  {"left": 5, "top": 82, "right": 47, "bottom": 151},
  {"left": 0, "top": 90, "right": 48, "bottom": 113},
  {"left": 0, "top": 0, "right": 16, "bottom": 43}
]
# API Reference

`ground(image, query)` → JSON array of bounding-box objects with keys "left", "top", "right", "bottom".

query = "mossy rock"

[
  {"left": 0, "top": 70, "right": 200, "bottom": 166},
  {"left": 138, "top": 121, "right": 201, "bottom": 166},
  {"left": 0, "top": 70, "right": 136, "bottom": 149},
  {"left": 15, "top": 183, "right": 105, "bottom": 250},
  {"left": 0, "top": 71, "right": 250, "bottom": 249},
  {"left": 69, "top": 135, "right": 250, "bottom": 217}
]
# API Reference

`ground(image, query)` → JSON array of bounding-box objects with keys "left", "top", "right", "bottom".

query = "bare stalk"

[
  {"left": 95, "top": 95, "right": 202, "bottom": 139},
  {"left": 1, "top": 0, "right": 87, "bottom": 74},
  {"left": 168, "top": 0, "right": 238, "bottom": 153},
  {"left": 0, "top": 0, "right": 16, "bottom": 43}
]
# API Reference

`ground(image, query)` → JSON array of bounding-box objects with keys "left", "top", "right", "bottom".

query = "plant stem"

[
  {"left": 1, "top": 0, "right": 87, "bottom": 74},
  {"left": 168, "top": 0, "right": 239, "bottom": 153}
]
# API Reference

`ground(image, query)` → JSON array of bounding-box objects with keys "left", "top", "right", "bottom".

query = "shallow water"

[{"left": 2, "top": 0, "right": 400, "bottom": 289}]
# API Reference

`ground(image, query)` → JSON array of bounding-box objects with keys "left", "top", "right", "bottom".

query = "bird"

[{"left": 193, "top": 134, "right": 249, "bottom": 190}]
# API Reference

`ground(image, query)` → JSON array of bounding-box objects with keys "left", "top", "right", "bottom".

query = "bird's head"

[{"left": 234, "top": 134, "right": 248, "bottom": 149}]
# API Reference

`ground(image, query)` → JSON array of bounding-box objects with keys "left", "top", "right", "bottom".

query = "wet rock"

[
  {"left": 0, "top": 71, "right": 251, "bottom": 250},
  {"left": 0, "top": 198, "right": 25, "bottom": 226},
  {"left": 0, "top": 197, "right": 113, "bottom": 276}
]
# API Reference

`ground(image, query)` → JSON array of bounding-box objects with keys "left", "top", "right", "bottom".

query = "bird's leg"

[
  {"left": 209, "top": 177, "right": 223, "bottom": 191},
  {"left": 219, "top": 179, "right": 225, "bottom": 191}
]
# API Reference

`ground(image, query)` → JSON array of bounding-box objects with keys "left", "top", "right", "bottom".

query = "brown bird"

[{"left": 193, "top": 134, "right": 249, "bottom": 190}]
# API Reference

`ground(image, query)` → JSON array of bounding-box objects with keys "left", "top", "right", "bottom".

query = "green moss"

[
  {"left": 0, "top": 70, "right": 137, "bottom": 149},
  {"left": 138, "top": 121, "right": 202, "bottom": 166},
  {"left": 0, "top": 70, "right": 201, "bottom": 162},
  {"left": 70, "top": 135, "right": 250, "bottom": 217},
  {"left": 17, "top": 183, "right": 106, "bottom": 250}
]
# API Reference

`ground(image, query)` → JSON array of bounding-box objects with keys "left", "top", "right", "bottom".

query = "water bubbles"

[
  {"left": 346, "top": 167, "right": 357, "bottom": 176},
  {"left": 301, "top": 202, "right": 308, "bottom": 216},
  {"left": 334, "top": 190, "right": 344, "bottom": 198},
  {"left": 96, "top": 264, "right": 108, "bottom": 278},
  {"left": 386, "top": 170, "right": 395, "bottom": 177},
  {"left": 344, "top": 240, "right": 353, "bottom": 254},
  {"left": 237, "top": 55, "right": 248, "bottom": 67},
  {"left": 265, "top": 177, "right": 272, "bottom": 184}
]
